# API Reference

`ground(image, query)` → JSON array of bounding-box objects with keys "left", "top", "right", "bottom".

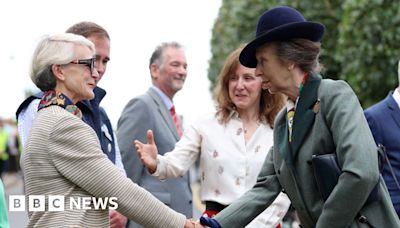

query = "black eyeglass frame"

[{"left": 69, "top": 57, "right": 96, "bottom": 74}]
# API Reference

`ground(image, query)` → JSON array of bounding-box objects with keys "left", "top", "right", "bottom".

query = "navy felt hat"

[{"left": 240, "top": 6, "right": 325, "bottom": 68}]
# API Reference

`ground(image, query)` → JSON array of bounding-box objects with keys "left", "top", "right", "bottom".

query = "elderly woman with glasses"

[
  {"left": 199, "top": 6, "right": 400, "bottom": 228},
  {"left": 21, "top": 33, "right": 195, "bottom": 228}
]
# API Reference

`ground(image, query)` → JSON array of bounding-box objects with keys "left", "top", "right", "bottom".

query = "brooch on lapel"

[{"left": 312, "top": 99, "right": 321, "bottom": 113}]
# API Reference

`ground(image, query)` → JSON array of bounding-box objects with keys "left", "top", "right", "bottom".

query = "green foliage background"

[{"left": 208, "top": 0, "right": 400, "bottom": 107}]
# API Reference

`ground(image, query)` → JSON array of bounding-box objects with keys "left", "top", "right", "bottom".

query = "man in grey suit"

[{"left": 117, "top": 42, "right": 192, "bottom": 228}]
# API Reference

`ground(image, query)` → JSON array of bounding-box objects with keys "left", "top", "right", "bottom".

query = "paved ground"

[{"left": 3, "top": 172, "right": 29, "bottom": 228}]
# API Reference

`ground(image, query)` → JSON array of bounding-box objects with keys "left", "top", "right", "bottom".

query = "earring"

[{"left": 261, "top": 81, "right": 267, "bottom": 90}]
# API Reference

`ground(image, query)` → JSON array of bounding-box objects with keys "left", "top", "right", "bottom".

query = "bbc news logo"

[{"left": 9, "top": 195, "right": 118, "bottom": 211}]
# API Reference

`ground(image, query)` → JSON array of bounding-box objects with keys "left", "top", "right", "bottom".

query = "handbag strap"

[{"left": 377, "top": 144, "right": 400, "bottom": 191}]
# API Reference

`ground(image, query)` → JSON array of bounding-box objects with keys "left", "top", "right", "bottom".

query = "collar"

[
  {"left": 92, "top": 86, "right": 106, "bottom": 103},
  {"left": 286, "top": 99, "right": 296, "bottom": 112},
  {"left": 393, "top": 88, "right": 400, "bottom": 110},
  {"left": 227, "top": 109, "right": 266, "bottom": 126},
  {"left": 79, "top": 86, "right": 106, "bottom": 108},
  {"left": 38, "top": 90, "right": 82, "bottom": 119},
  {"left": 151, "top": 85, "right": 174, "bottom": 110}
]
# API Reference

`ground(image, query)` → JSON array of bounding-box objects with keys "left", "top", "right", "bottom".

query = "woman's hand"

[
  {"left": 184, "top": 219, "right": 206, "bottom": 228},
  {"left": 109, "top": 210, "right": 127, "bottom": 228},
  {"left": 134, "top": 130, "right": 158, "bottom": 174}
]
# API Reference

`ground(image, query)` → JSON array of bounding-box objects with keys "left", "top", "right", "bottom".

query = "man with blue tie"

[{"left": 365, "top": 60, "right": 400, "bottom": 217}]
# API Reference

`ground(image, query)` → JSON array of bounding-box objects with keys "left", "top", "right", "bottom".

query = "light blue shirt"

[
  {"left": 151, "top": 85, "right": 174, "bottom": 110},
  {"left": 393, "top": 88, "right": 400, "bottom": 110}
]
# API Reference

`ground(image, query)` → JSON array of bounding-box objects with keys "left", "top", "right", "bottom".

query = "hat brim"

[{"left": 240, "top": 21, "right": 325, "bottom": 68}]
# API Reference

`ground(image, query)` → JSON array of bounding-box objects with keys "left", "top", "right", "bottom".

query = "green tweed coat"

[{"left": 215, "top": 74, "right": 400, "bottom": 228}]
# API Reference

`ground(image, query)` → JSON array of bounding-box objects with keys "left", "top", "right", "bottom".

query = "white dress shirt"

[
  {"left": 154, "top": 112, "right": 291, "bottom": 227},
  {"left": 393, "top": 88, "right": 400, "bottom": 109},
  {"left": 17, "top": 99, "right": 40, "bottom": 149},
  {"left": 17, "top": 99, "right": 126, "bottom": 175}
]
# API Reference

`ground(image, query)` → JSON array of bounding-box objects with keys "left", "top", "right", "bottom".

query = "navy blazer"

[{"left": 365, "top": 91, "right": 400, "bottom": 216}]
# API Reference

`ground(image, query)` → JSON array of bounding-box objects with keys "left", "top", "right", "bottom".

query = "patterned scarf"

[{"left": 38, "top": 90, "right": 83, "bottom": 119}]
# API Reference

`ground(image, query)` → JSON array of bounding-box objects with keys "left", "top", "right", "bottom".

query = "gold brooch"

[{"left": 312, "top": 99, "right": 321, "bottom": 113}]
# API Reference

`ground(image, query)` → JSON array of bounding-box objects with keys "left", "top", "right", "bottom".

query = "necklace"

[{"left": 244, "top": 121, "right": 260, "bottom": 134}]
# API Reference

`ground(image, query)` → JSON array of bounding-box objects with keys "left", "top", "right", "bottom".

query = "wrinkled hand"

[
  {"left": 134, "top": 129, "right": 158, "bottom": 173},
  {"left": 184, "top": 219, "right": 206, "bottom": 228},
  {"left": 109, "top": 210, "right": 127, "bottom": 228}
]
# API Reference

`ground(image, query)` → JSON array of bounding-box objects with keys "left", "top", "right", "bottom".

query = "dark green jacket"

[{"left": 215, "top": 74, "right": 400, "bottom": 228}]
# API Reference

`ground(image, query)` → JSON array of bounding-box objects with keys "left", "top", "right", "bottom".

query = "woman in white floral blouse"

[{"left": 135, "top": 45, "right": 291, "bottom": 228}]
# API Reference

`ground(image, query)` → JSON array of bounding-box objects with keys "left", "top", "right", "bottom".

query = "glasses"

[{"left": 69, "top": 57, "right": 96, "bottom": 74}]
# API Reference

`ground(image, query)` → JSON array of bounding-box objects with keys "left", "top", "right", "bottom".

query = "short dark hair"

[{"left": 66, "top": 21, "right": 110, "bottom": 40}]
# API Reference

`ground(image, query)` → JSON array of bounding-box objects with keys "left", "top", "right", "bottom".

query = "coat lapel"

[
  {"left": 386, "top": 92, "right": 400, "bottom": 129},
  {"left": 290, "top": 74, "right": 321, "bottom": 158},
  {"left": 276, "top": 114, "right": 293, "bottom": 166},
  {"left": 148, "top": 88, "right": 180, "bottom": 140}
]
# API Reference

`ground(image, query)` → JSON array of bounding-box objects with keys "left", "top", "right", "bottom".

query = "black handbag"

[{"left": 312, "top": 151, "right": 381, "bottom": 203}]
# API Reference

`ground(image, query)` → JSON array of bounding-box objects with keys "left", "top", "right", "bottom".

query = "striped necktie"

[
  {"left": 286, "top": 72, "right": 308, "bottom": 143},
  {"left": 170, "top": 106, "right": 183, "bottom": 138}
]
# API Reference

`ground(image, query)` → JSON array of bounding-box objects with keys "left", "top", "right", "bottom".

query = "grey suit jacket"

[
  {"left": 22, "top": 105, "right": 186, "bottom": 228},
  {"left": 215, "top": 75, "right": 400, "bottom": 228},
  {"left": 117, "top": 87, "right": 192, "bottom": 227}
]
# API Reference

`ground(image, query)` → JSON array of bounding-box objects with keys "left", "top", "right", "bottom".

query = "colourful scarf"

[{"left": 38, "top": 90, "right": 83, "bottom": 119}]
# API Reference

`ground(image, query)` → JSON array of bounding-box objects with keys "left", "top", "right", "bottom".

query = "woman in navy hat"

[{"left": 200, "top": 5, "right": 400, "bottom": 228}]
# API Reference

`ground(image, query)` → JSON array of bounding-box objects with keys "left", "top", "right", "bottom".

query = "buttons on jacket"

[
  {"left": 107, "top": 143, "right": 112, "bottom": 153},
  {"left": 358, "top": 215, "right": 368, "bottom": 223}
]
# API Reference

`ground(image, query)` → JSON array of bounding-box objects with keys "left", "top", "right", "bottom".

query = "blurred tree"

[
  {"left": 208, "top": 0, "right": 400, "bottom": 107},
  {"left": 338, "top": 0, "right": 400, "bottom": 107},
  {"left": 208, "top": 0, "right": 272, "bottom": 94},
  {"left": 208, "top": 0, "right": 342, "bottom": 89},
  {"left": 292, "top": 0, "right": 343, "bottom": 80}
]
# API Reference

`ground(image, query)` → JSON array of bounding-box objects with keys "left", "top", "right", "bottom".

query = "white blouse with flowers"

[{"left": 154, "top": 112, "right": 291, "bottom": 227}]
